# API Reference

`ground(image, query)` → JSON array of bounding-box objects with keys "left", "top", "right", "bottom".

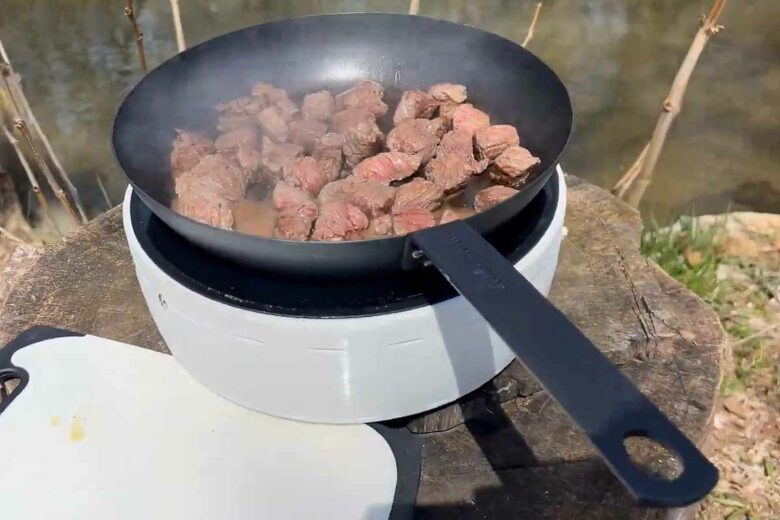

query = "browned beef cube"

[
  {"left": 438, "top": 130, "right": 488, "bottom": 174},
  {"left": 452, "top": 103, "right": 491, "bottom": 135},
  {"left": 425, "top": 117, "right": 448, "bottom": 139},
  {"left": 258, "top": 137, "right": 303, "bottom": 179},
  {"left": 312, "top": 132, "right": 345, "bottom": 182},
  {"left": 439, "top": 207, "right": 475, "bottom": 224},
  {"left": 172, "top": 192, "right": 234, "bottom": 230},
  {"left": 392, "top": 208, "right": 436, "bottom": 235},
  {"left": 288, "top": 119, "right": 328, "bottom": 153},
  {"left": 489, "top": 145, "right": 540, "bottom": 188},
  {"left": 174, "top": 154, "right": 249, "bottom": 202},
  {"left": 258, "top": 105, "right": 291, "bottom": 142},
  {"left": 235, "top": 144, "right": 262, "bottom": 174},
  {"left": 428, "top": 83, "right": 468, "bottom": 103},
  {"left": 343, "top": 120, "right": 384, "bottom": 169},
  {"left": 272, "top": 181, "right": 318, "bottom": 220},
  {"left": 352, "top": 152, "right": 420, "bottom": 184},
  {"left": 436, "top": 101, "right": 459, "bottom": 127},
  {"left": 473, "top": 185, "right": 519, "bottom": 212},
  {"left": 302, "top": 90, "right": 336, "bottom": 121},
  {"left": 274, "top": 209, "right": 315, "bottom": 241},
  {"left": 393, "top": 90, "right": 438, "bottom": 126},
  {"left": 424, "top": 153, "right": 473, "bottom": 194},
  {"left": 475, "top": 125, "right": 520, "bottom": 160},
  {"left": 250, "top": 83, "right": 288, "bottom": 106},
  {"left": 170, "top": 130, "right": 215, "bottom": 176},
  {"left": 283, "top": 156, "right": 328, "bottom": 196},
  {"left": 386, "top": 119, "right": 440, "bottom": 165},
  {"left": 216, "top": 96, "right": 264, "bottom": 116},
  {"left": 329, "top": 107, "right": 376, "bottom": 134},
  {"left": 215, "top": 127, "right": 259, "bottom": 152},
  {"left": 324, "top": 177, "right": 396, "bottom": 217},
  {"left": 370, "top": 214, "right": 393, "bottom": 237},
  {"left": 392, "top": 178, "right": 443, "bottom": 213},
  {"left": 335, "top": 80, "right": 388, "bottom": 118},
  {"left": 312, "top": 201, "right": 369, "bottom": 241}
]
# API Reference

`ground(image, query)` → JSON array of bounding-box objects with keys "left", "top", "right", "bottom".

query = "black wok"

[{"left": 113, "top": 13, "right": 716, "bottom": 507}]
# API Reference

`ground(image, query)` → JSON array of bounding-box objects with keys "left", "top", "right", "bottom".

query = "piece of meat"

[
  {"left": 329, "top": 107, "right": 376, "bottom": 134},
  {"left": 274, "top": 209, "right": 315, "bottom": 241},
  {"left": 393, "top": 90, "right": 438, "bottom": 126},
  {"left": 257, "top": 105, "right": 291, "bottom": 142},
  {"left": 369, "top": 214, "right": 393, "bottom": 237},
  {"left": 318, "top": 177, "right": 395, "bottom": 217},
  {"left": 335, "top": 80, "right": 388, "bottom": 117},
  {"left": 214, "top": 127, "right": 259, "bottom": 152},
  {"left": 437, "top": 101, "right": 459, "bottom": 127},
  {"left": 175, "top": 154, "right": 249, "bottom": 201},
  {"left": 288, "top": 118, "right": 328, "bottom": 153},
  {"left": 216, "top": 96, "right": 264, "bottom": 116},
  {"left": 425, "top": 117, "right": 448, "bottom": 139},
  {"left": 439, "top": 207, "right": 475, "bottom": 224},
  {"left": 312, "top": 201, "right": 369, "bottom": 241},
  {"left": 172, "top": 192, "right": 234, "bottom": 229},
  {"left": 301, "top": 90, "right": 335, "bottom": 121},
  {"left": 489, "top": 145, "right": 541, "bottom": 188},
  {"left": 216, "top": 115, "right": 256, "bottom": 132},
  {"left": 424, "top": 153, "right": 473, "bottom": 194},
  {"left": 235, "top": 144, "right": 262, "bottom": 174},
  {"left": 272, "top": 181, "right": 318, "bottom": 219},
  {"left": 473, "top": 185, "right": 519, "bottom": 212},
  {"left": 275, "top": 97, "right": 299, "bottom": 120},
  {"left": 392, "top": 178, "right": 444, "bottom": 213},
  {"left": 386, "top": 119, "right": 440, "bottom": 165},
  {"left": 283, "top": 156, "right": 328, "bottom": 196},
  {"left": 343, "top": 120, "right": 384, "bottom": 169},
  {"left": 170, "top": 130, "right": 215, "bottom": 176},
  {"left": 312, "top": 132, "right": 345, "bottom": 182},
  {"left": 475, "top": 125, "right": 520, "bottom": 160},
  {"left": 437, "top": 130, "right": 489, "bottom": 174},
  {"left": 258, "top": 136, "right": 303, "bottom": 179},
  {"left": 452, "top": 103, "right": 491, "bottom": 135},
  {"left": 428, "top": 83, "right": 468, "bottom": 103},
  {"left": 353, "top": 151, "right": 420, "bottom": 184},
  {"left": 250, "top": 83, "right": 288, "bottom": 105},
  {"left": 392, "top": 208, "right": 436, "bottom": 236}
]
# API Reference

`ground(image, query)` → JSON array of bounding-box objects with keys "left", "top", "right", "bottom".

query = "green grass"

[
  {"left": 640, "top": 214, "right": 774, "bottom": 394},
  {"left": 641, "top": 215, "right": 726, "bottom": 303}
]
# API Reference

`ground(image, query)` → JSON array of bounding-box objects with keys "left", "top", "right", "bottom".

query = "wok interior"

[{"left": 113, "top": 14, "right": 572, "bottom": 210}]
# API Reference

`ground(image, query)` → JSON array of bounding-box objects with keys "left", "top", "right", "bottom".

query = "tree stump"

[{"left": 0, "top": 175, "right": 723, "bottom": 519}]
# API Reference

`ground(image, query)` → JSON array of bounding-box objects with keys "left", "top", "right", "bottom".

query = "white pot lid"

[{"left": 0, "top": 327, "right": 420, "bottom": 520}]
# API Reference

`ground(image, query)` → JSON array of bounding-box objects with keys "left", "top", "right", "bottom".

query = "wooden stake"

[
  {"left": 125, "top": 0, "right": 148, "bottom": 74},
  {"left": 170, "top": 0, "right": 186, "bottom": 52},
  {"left": 522, "top": 3, "right": 543, "bottom": 48},
  {"left": 409, "top": 0, "right": 420, "bottom": 16},
  {"left": 614, "top": 0, "right": 727, "bottom": 207},
  {"left": 13, "top": 118, "right": 80, "bottom": 225},
  {"left": 0, "top": 38, "right": 88, "bottom": 222}
]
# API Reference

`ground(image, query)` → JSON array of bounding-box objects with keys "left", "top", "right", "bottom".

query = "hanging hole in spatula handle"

[{"left": 410, "top": 221, "right": 718, "bottom": 507}]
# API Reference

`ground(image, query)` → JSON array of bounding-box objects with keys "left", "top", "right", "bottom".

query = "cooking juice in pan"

[{"left": 170, "top": 80, "right": 541, "bottom": 241}]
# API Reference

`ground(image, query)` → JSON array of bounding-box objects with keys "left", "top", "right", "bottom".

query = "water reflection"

[{"left": 1, "top": 0, "right": 778, "bottom": 221}]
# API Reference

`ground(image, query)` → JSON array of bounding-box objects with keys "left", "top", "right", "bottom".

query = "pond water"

[{"left": 1, "top": 0, "right": 778, "bottom": 222}]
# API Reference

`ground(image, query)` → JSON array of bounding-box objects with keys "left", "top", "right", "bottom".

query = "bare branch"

[
  {"left": 13, "top": 118, "right": 80, "bottom": 225},
  {"left": 0, "top": 224, "right": 25, "bottom": 244},
  {"left": 124, "top": 0, "right": 148, "bottom": 74},
  {"left": 95, "top": 172, "right": 113, "bottom": 209},
  {"left": 170, "top": 0, "right": 186, "bottom": 53},
  {"left": 614, "top": 0, "right": 728, "bottom": 207},
  {"left": 1, "top": 124, "right": 46, "bottom": 210},
  {"left": 409, "top": 0, "right": 420, "bottom": 16},
  {"left": 522, "top": 3, "right": 543, "bottom": 48},
  {"left": 1, "top": 38, "right": 88, "bottom": 222}
]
